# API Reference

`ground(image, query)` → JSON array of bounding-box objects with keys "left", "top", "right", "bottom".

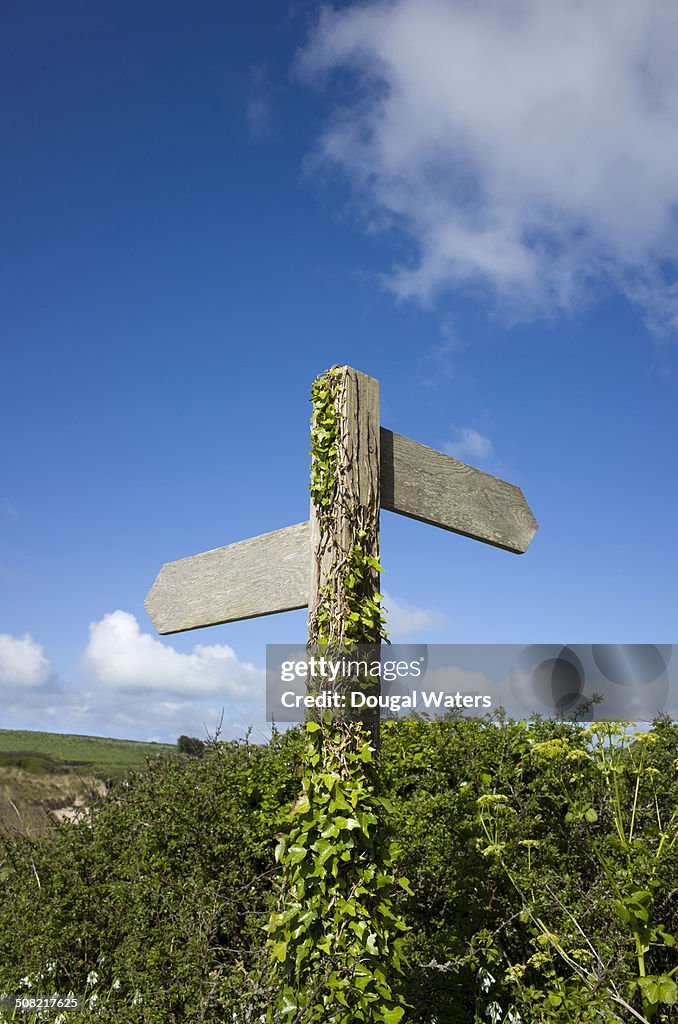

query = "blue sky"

[{"left": 2, "top": 0, "right": 678, "bottom": 742}]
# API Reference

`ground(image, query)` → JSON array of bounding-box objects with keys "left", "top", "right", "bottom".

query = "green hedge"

[{"left": 0, "top": 715, "right": 676, "bottom": 1023}]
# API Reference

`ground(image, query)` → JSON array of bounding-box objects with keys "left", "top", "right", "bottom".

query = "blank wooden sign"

[
  {"left": 380, "top": 429, "right": 537, "bottom": 554},
  {"left": 145, "top": 521, "right": 310, "bottom": 635}
]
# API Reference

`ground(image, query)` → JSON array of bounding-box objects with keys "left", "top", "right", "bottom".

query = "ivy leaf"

[
  {"left": 292, "top": 793, "right": 310, "bottom": 815},
  {"left": 272, "top": 940, "right": 288, "bottom": 963},
  {"left": 281, "top": 992, "right": 297, "bottom": 1013}
]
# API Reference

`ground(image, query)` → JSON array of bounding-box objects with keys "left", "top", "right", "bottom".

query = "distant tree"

[{"left": 177, "top": 735, "right": 205, "bottom": 757}]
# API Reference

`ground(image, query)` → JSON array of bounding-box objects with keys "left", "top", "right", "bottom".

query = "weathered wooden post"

[
  {"left": 144, "top": 362, "right": 538, "bottom": 1020},
  {"left": 306, "top": 366, "right": 383, "bottom": 740},
  {"left": 308, "top": 366, "right": 381, "bottom": 647}
]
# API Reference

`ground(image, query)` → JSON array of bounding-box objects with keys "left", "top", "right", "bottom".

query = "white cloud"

[
  {"left": 0, "top": 685, "right": 269, "bottom": 746},
  {"left": 82, "top": 610, "right": 264, "bottom": 700},
  {"left": 383, "top": 591, "right": 447, "bottom": 637},
  {"left": 0, "top": 632, "right": 52, "bottom": 688},
  {"left": 445, "top": 426, "right": 493, "bottom": 463},
  {"left": 0, "top": 613, "right": 270, "bottom": 743},
  {"left": 299, "top": 0, "right": 678, "bottom": 330}
]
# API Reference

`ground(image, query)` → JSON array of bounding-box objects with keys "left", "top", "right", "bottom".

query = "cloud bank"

[
  {"left": 0, "top": 632, "right": 53, "bottom": 688},
  {"left": 1, "top": 613, "right": 266, "bottom": 743},
  {"left": 299, "top": 0, "right": 678, "bottom": 330},
  {"left": 1, "top": 599, "right": 450, "bottom": 741},
  {"left": 82, "top": 611, "right": 263, "bottom": 700}
]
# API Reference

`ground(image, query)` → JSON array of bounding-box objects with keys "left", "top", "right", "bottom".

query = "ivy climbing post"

[
  {"left": 265, "top": 366, "right": 409, "bottom": 1023},
  {"left": 308, "top": 365, "right": 385, "bottom": 740}
]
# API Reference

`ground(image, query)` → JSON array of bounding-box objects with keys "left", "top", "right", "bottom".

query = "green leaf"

[
  {"left": 281, "top": 992, "right": 297, "bottom": 1014},
  {"left": 657, "top": 976, "right": 677, "bottom": 1005},
  {"left": 293, "top": 793, "right": 310, "bottom": 814},
  {"left": 639, "top": 977, "right": 660, "bottom": 1005},
  {"left": 272, "top": 940, "right": 288, "bottom": 963},
  {"left": 615, "top": 901, "right": 630, "bottom": 924}
]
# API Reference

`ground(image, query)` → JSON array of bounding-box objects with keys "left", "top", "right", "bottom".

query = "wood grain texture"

[
  {"left": 145, "top": 521, "right": 310, "bottom": 635},
  {"left": 380, "top": 428, "right": 538, "bottom": 554},
  {"left": 307, "top": 366, "right": 382, "bottom": 738},
  {"left": 308, "top": 367, "right": 381, "bottom": 642}
]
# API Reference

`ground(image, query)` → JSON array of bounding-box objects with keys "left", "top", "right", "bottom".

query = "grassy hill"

[{"left": 0, "top": 729, "right": 176, "bottom": 835}]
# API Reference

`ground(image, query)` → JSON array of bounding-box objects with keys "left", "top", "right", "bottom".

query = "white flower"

[
  {"left": 86, "top": 971, "right": 98, "bottom": 987},
  {"left": 112, "top": 979, "right": 121, "bottom": 991},
  {"left": 479, "top": 969, "right": 496, "bottom": 993},
  {"left": 89, "top": 993, "right": 98, "bottom": 1007},
  {"left": 487, "top": 1002, "right": 503, "bottom": 1024}
]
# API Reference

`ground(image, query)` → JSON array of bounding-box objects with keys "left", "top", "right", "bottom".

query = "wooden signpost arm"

[
  {"left": 380, "top": 428, "right": 537, "bottom": 554},
  {"left": 144, "top": 522, "right": 309, "bottom": 635}
]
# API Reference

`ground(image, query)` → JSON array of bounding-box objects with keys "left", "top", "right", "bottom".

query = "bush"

[
  {"left": 0, "top": 716, "right": 675, "bottom": 1023},
  {"left": 0, "top": 729, "right": 304, "bottom": 1022}
]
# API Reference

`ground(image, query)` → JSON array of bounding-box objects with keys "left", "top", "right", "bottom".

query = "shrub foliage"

[{"left": 0, "top": 715, "right": 676, "bottom": 1023}]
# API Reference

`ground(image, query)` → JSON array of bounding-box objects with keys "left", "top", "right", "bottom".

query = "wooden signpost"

[
  {"left": 146, "top": 367, "right": 537, "bottom": 656},
  {"left": 145, "top": 364, "right": 537, "bottom": 1017}
]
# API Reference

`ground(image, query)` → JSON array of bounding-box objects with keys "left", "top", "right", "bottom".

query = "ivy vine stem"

[{"left": 265, "top": 366, "right": 409, "bottom": 1023}]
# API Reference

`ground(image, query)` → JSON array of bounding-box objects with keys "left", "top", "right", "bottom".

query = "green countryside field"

[{"left": 0, "top": 729, "right": 176, "bottom": 835}]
